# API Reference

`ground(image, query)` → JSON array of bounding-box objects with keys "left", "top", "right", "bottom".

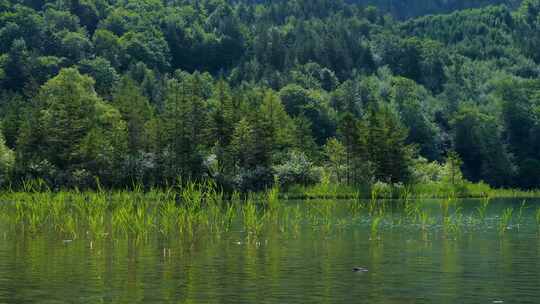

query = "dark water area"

[{"left": 0, "top": 198, "right": 539, "bottom": 303}]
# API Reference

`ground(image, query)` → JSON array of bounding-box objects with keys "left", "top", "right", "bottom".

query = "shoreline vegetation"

[
  {"left": 2, "top": 178, "right": 540, "bottom": 200},
  {"left": 2, "top": 179, "right": 540, "bottom": 244},
  {"left": 283, "top": 182, "right": 540, "bottom": 200},
  {"left": 3, "top": 143, "right": 539, "bottom": 200}
]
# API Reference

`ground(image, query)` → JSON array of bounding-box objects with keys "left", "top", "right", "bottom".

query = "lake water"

[{"left": 0, "top": 197, "right": 539, "bottom": 303}]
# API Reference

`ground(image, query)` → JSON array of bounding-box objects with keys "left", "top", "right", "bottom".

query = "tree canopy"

[{"left": 1, "top": 0, "right": 539, "bottom": 190}]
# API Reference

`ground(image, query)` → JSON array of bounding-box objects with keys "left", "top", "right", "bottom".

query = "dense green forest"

[
  {"left": 1, "top": 0, "right": 540, "bottom": 191},
  {"left": 354, "top": 0, "right": 522, "bottom": 18}
]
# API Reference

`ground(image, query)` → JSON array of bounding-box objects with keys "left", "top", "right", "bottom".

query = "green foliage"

[
  {"left": 17, "top": 68, "right": 128, "bottom": 187},
  {"left": 273, "top": 150, "right": 321, "bottom": 188},
  {"left": 359, "top": 103, "right": 416, "bottom": 183},
  {"left": 1, "top": 0, "right": 540, "bottom": 191},
  {"left": 452, "top": 105, "right": 514, "bottom": 187},
  {"left": 0, "top": 129, "right": 14, "bottom": 187},
  {"left": 161, "top": 76, "right": 206, "bottom": 181},
  {"left": 323, "top": 138, "right": 347, "bottom": 184},
  {"left": 78, "top": 57, "right": 119, "bottom": 97}
]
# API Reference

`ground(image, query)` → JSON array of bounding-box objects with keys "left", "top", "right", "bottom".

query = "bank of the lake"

[{"left": 283, "top": 181, "right": 540, "bottom": 200}]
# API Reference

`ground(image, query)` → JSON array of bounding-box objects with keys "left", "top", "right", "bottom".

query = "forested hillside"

[
  {"left": 353, "top": 0, "right": 522, "bottom": 18},
  {"left": 248, "top": 0, "right": 522, "bottom": 19},
  {"left": 1, "top": 0, "right": 540, "bottom": 191}
]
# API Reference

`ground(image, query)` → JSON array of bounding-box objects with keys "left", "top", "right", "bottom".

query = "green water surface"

[{"left": 0, "top": 198, "right": 539, "bottom": 304}]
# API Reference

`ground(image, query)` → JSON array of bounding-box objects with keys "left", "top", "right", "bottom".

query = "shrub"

[{"left": 273, "top": 151, "right": 321, "bottom": 189}]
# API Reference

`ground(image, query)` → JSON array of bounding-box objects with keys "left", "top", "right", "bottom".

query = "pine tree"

[
  {"left": 113, "top": 77, "right": 154, "bottom": 154},
  {"left": 208, "top": 80, "right": 236, "bottom": 174},
  {"left": 253, "top": 90, "right": 295, "bottom": 167},
  {"left": 161, "top": 77, "right": 206, "bottom": 181},
  {"left": 324, "top": 137, "right": 346, "bottom": 184},
  {"left": 359, "top": 103, "right": 414, "bottom": 183},
  {"left": 338, "top": 112, "right": 361, "bottom": 184},
  {"left": 231, "top": 118, "right": 257, "bottom": 171}
]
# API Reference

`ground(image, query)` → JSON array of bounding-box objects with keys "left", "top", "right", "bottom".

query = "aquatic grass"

[
  {"left": 534, "top": 208, "right": 540, "bottom": 236},
  {"left": 418, "top": 210, "right": 432, "bottom": 230},
  {"left": 439, "top": 197, "right": 453, "bottom": 217},
  {"left": 516, "top": 201, "right": 527, "bottom": 228},
  {"left": 243, "top": 198, "right": 264, "bottom": 236},
  {"left": 289, "top": 205, "right": 303, "bottom": 234},
  {"left": 367, "top": 185, "right": 390, "bottom": 216},
  {"left": 398, "top": 185, "right": 413, "bottom": 202},
  {"left": 87, "top": 212, "right": 106, "bottom": 239},
  {"left": 181, "top": 182, "right": 204, "bottom": 213},
  {"left": 348, "top": 199, "right": 363, "bottom": 216},
  {"left": 304, "top": 200, "right": 337, "bottom": 234},
  {"left": 265, "top": 184, "right": 280, "bottom": 210},
  {"left": 1, "top": 187, "right": 216, "bottom": 240},
  {"left": 443, "top": 206, "right": 463, "bottom": 239},
  {"left": 404, "top": 200, "right": 421, "bottom": 221},
  {"left": 5, "top": 181, "right": 538, "bottom": 246},
  {"left": 442, "top": 215, "right": 454, "bottom": 238},
  {"left": 499, "top": 207, "right": 514, "bottom": 234},
  {"left": 159, "top": 199, "right": 178, "bottom": 237},
  {"left": 476, "top": 196, "right": 491, "bottom": 223}
]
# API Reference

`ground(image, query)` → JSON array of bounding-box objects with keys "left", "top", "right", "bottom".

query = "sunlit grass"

[
  {"left": 1, "top": 179, "right": 538, "bottom": 246},
  {"left": 284, "top": 180, "right": 540, "bottom": 200},
  {"left": 499, "top": 207, "right": 514, "bottom": 234}
]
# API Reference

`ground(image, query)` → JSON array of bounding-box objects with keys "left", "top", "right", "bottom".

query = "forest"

[
  {"left": 350, "top": 0, "right": 522, "bottom": 19},
  {"left": 1, "top": 0, "right": 540, "bottom": 192}
]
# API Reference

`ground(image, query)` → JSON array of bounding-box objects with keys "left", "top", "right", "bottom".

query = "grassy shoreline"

[
  {"left": 1, "top": 180, "right": 539, "bottom": 243},
  {"left": 2, "top": 181, "right": 540, "bottom": 200},
  {"left": 282, "top": 182, "right": 540, "bottom": 200}
]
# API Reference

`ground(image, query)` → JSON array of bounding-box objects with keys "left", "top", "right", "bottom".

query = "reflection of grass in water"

[{"left": 370, "top": 216, "right": 382, "bottom": 240}]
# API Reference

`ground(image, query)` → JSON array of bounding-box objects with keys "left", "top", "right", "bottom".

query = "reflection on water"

[{"left": 0, "top": 198, "right": 539, "bottom": 303}]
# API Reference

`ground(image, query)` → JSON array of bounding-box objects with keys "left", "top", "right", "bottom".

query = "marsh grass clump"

[
  {"left": 5, "top": 180, "right": 536, "bottom": 246},
  {"left": 404, "top": 200, "right": 421, "bottom": 222},
  {"left": 418, "top": 210, "right": 433, "bottom": 231},
  {"left": 304, "top": 200, "right": 337, "bottom": 234},
  {"left": 2, "top": 181, "right": 246, "bottom": 241},
  {"left": 265, "top": 183, "right": 280, "bottom": 211},
  {"left": 348, "top": 199, "right": 364, "bottom": 216},
  {"left": 438, "top": 204, "right": 468, "bottom": 240},
  {"left": 242, "top": 198, "right": 264, "bottom": 236},
  {"left": 499, "top": 207, "right": 514, "bottom": 234},
  {"left": 516, "top": 201, "right": 527, "bottom": 229},
  {"left": 159, "top": 199, "right": 178, "bottom": 237},
  {"left": 476, "top": 196, "right": 491, "bottom": 223}
]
